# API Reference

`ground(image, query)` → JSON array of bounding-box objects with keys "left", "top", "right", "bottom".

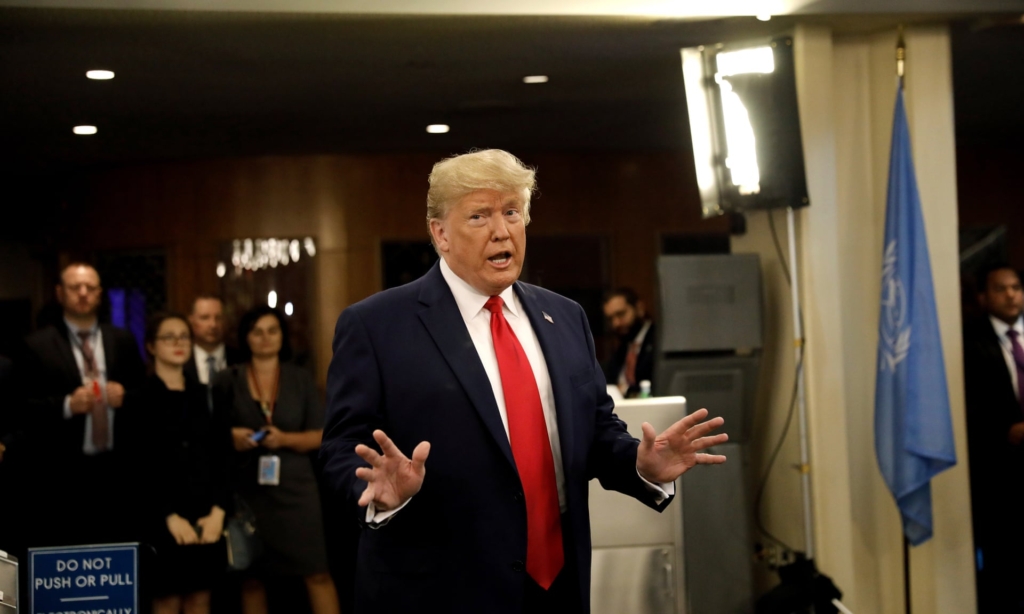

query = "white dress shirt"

[
  {"left": 367, "top": 259, "right": 671, "bottom": 524},
  {"left": 440, "top": 257, "right": 567, "bottom": 511},
  {"left": 616, "top": 320, "right": 652, "bottom": 391},
  {"left": 62, "top": 318, "right": 115, "bottom": 454},
  {"left": 193, "top": 343, "right": 227, "bottom": 385},
  {"left": 990, "top": 315, "right": 1024, "bottom": 400}
]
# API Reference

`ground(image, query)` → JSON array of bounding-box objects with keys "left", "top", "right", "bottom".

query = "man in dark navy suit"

[
  {"left": 964, "top": 263, "right": 1024, "bottom": 613},
  {"left": 320, "top": 150, "right": 727, "bottom": 614},
  {"left": 21, "top": 263, "right": 145, "bottom": 547},
  {"left": 183, "top": 295, "right": 241, "bottom": 406}
]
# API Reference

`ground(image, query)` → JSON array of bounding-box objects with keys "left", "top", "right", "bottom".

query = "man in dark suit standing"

[
  {"left": 184, "top": 295, "right": 240, "bottom": 395},
  {"left": 963, "top": 263, "right": 1024, "bottom": 613},
  {"left": 602, "top": 288, "right": 657, "bottom": 398},
  {"left": 21, "top": 263, "right": 145, "bottom": 547},
  {"left": 320, "top": 150, "right": 727, "bottom": 614}
]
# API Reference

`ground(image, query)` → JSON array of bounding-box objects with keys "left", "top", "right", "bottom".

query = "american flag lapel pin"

[{"left": 542, "top": 311, "right": 554, "bottom": 324}]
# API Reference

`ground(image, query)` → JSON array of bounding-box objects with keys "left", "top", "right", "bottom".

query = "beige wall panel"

[
  {"left": 792, "top": 22, "right": 861, "bottom": 604},
  {"left": 903, "top": 25, "right": 975, "bottom": 614}
]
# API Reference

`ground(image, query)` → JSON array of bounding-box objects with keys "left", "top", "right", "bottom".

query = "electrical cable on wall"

[{"left": 752, "top": 208, "right": 806, "bottom": 555}]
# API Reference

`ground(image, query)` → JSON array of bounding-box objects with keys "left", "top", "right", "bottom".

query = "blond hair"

[{"left": 426, "top": 150, "right": 536, "bottom": 245}]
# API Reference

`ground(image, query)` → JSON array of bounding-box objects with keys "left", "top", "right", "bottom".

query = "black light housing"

[{"left": 682, "top": 36, "right": 810, "bottom": 218}]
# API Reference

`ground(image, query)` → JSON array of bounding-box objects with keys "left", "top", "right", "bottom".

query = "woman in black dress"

[
  {"left": 136, "top": 312, "right": 231, "bottom": 614},
  {"left": 214, "top": 305, "right": 339, "bottom": 614}
]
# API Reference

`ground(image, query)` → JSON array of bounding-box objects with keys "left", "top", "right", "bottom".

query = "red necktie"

[
  {"left": 77, "top": 331, "right": 109, "bottom": 450},
  {"left": 485, "top": 296, "right": 563, "bottom": 589}
]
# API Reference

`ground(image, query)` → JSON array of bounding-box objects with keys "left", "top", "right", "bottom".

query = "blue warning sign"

[{"left": 29, "top": 543, "right": 137, "bottom": 614}]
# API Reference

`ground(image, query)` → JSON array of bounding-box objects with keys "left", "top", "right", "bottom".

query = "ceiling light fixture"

[
  {"left": 86, "top": 70, "right": 115, "bottom": 80},
  {"left": 73, "top": 125, "right": 98, "bottom": 135},
  {"left": 523, "top": 75, "right": 549, "bottom": 84},
  {"left": 426, "top": 124, "right": 450, "bottom": 134},
  {"left": 756, "top": 14, "right": 772, "bottom": 21}
]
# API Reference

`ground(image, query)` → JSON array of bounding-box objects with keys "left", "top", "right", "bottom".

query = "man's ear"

[
  {"left": 429, "top": 219, "right": 450, "bottom": 253},
  {"left": 636, "top": 300, "right": 647, "bottom": 318}
]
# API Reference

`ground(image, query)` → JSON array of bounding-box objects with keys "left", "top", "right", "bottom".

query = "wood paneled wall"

[
  {"left": 60, "top": 151, "right": 729, "bottom": 383},
  {"left": 957, "top": 144, "right": 1024, "bottom": 267}
]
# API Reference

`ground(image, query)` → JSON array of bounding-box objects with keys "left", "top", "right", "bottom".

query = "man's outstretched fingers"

[
  {"left": 354, "top": 466, "right": 376, "bottom": 482},
  {"left": 686, "top": 418, "right": 726, "bottom": 440},
  {"left": 411, "top": 441, "right": 431, "bottom": 471},
  {"left": 357, "top": 483, "right": 375, "bottom": 507},
  {"left": 693, "top": 433, "right": 729, "bottom": 451},
  {"left": 662, "top": 409, "right": 710, "bottom": 439},
  {"left": 697, "top": 453, "right": 728, "bottom": 465},
  {"left": 355, "top": 443, "right": 382, "bottom": 466},
  {"left": 639, "top": 422, "right": 657, "bottom": 446},
  {"left": 682, "top": 408, "right": 709, "bottom": 426},
  {"left": 373, "top": 429, "right": 401, "bottom": 457}
]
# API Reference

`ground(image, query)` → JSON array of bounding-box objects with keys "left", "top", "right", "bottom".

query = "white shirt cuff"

[
  {"left": 365, "top": 497, "right": 412, "bottom": 528},
  {"left": 637, "top": 469, "right": 675, "bottom": 504},
  {"left": 63, "top": 395, "right": 73, "bottom": 420}
]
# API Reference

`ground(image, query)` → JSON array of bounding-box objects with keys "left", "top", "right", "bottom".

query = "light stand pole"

[{"left": 786, "top": 206, "right": 815, "bottom": 560}]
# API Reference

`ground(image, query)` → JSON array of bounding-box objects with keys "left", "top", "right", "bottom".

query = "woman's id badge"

[{"left": 258, "top": 455, "right": 281, "bottom": 486}]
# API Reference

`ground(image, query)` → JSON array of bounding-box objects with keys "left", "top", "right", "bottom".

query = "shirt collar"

[
  {"left": 633, "top": 320, "right": 652, "bottom": 346},
  {"left": 990, "top": 314, "right": 1024, "bottom": 340},
  {"left": 439, "top": 257, "right": 519, "bottom": 324},
  {"left": 194, "top": 344, "right": 225, "bottom": 362},
  {"left": 64, "top": 317, "right": 99, "bottom": 337}
]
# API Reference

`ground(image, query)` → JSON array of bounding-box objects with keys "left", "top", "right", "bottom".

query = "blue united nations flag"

[{"left": 874, "top": 84, "right": 957, "bottom": 546}]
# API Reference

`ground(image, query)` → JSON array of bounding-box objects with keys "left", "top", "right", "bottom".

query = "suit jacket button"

[
  {"left": 511, "top": 560, "right": 524, "bottom": 572},
  {"left": 513, "top": 491, "right": 523, "bottom": 502}
]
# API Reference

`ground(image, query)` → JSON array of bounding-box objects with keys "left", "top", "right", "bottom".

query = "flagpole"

[
  {"left": 896, "top": 26, "right": 911, "bottom": 614},
  {"left": 897, "top": 26, "right": 906, "bottom": 88},
  {"left": 904, "top": 537, "right": 911, "bottom": 614}
]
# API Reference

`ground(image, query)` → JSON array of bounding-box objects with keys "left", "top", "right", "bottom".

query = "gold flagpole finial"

[{"left": 896, "top": 25, "right": 906, "bottom": 84}]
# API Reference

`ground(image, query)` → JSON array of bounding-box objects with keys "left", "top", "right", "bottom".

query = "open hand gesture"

[
  {"left": 354, "top": 429, "right": 430, "bottom": 512},
  {"left": 636, "top": 408, "right": 728, "bottom": 484}
]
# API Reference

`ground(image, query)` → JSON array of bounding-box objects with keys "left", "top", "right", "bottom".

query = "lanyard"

[{"left": 248, "top": 365, "right": 280, "bottom": 425}]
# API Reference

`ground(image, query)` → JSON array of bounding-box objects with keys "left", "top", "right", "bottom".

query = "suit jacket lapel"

[
  {"left": 416, "top": 264, "right": 516, "bottom": 470},
  {"left": 52, "top": 322, "right": 84, "bottom": 387},
  {"left": 100, "top": 324, "right": 118, "bottom": 381},
  {"left": 514, "top": 282, "right": 576, "bottom": 471},
  {"left": 983, "top": 319, "right": 1018, "bottom": 401}
]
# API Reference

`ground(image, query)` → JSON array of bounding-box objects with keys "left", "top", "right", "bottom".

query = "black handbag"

[{"left": 223, "top": 496, "right": 263, "bottom": 571}]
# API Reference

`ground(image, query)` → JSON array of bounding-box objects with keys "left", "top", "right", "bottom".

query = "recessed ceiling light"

[
  {"left": 523, "top": 75, "right": 549, "bottom": 84},
  {"left": 426, "top": 124, "right": 450, "bottom": 134},
  {"left": 756, "top": 14, "right": 772, "bottom": 21},
  {"left": 73, "top": 125, "right": 98, "bottom": 135},
  {"left": 86, "top": 70, "right": 115, "bottom": 80}
]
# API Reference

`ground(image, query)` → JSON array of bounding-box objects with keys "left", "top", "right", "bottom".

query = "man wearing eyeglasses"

[{"left": 21, "top": 262, "right": 145, "bottom": 547}]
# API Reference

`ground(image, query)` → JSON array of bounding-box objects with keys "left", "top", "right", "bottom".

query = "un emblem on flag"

[{"left": 880, "top": 241, "right": 911, "bottom": 372}]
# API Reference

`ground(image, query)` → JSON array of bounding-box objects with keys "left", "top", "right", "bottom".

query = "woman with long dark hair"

[
  {"left": 213, "top": 305, "right": 339, "bottom": 614},
  {"left": 133, "top": 312, "right": 231, "bottom": 614}
]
